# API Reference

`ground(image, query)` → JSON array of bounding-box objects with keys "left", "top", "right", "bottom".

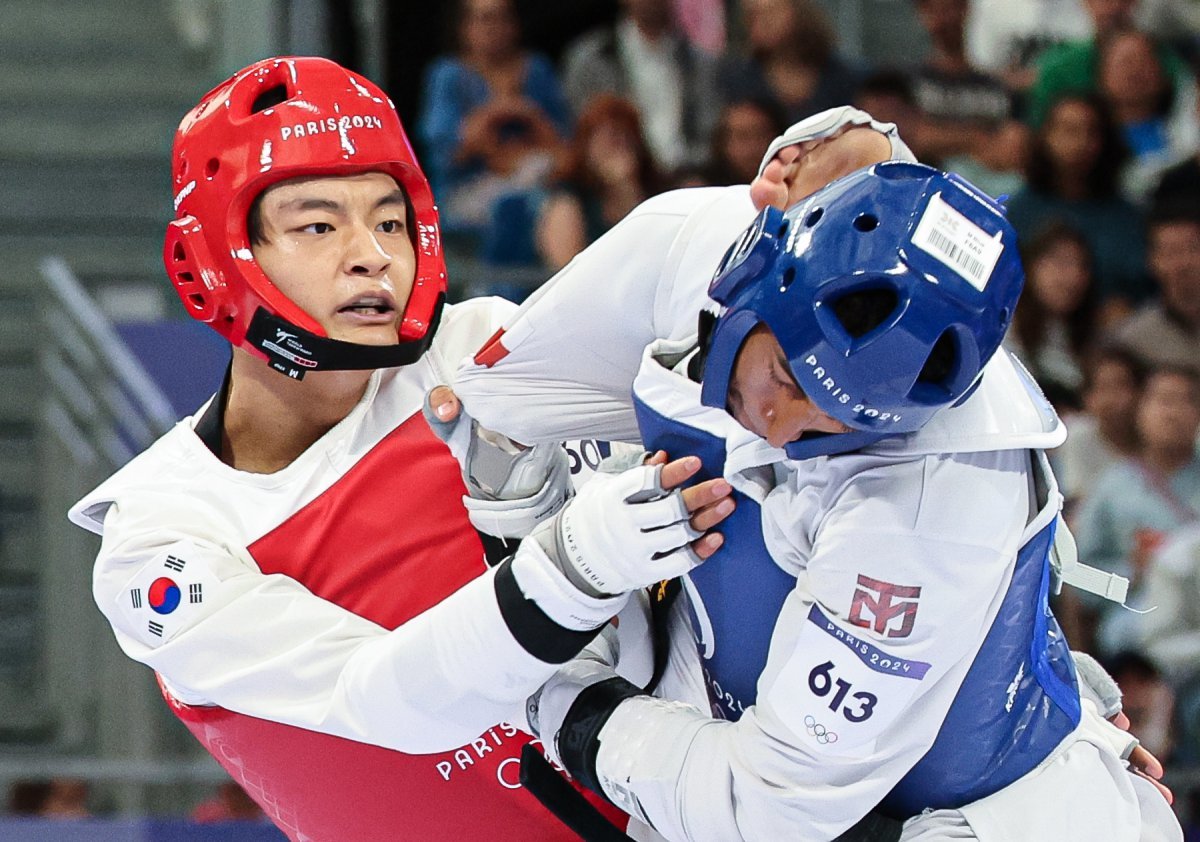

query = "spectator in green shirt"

[{"left": 1027, "top": 0, "right": 1188, "bottom": 126}]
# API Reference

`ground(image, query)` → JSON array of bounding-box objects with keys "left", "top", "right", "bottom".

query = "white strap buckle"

[{"left": 1050, "top": 516, "right": 1133, "bottom": 606}]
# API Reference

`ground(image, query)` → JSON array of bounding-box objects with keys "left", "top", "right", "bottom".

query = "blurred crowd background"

[{"left": 1, "top": 0, "right": 1199, "bottom": 837}]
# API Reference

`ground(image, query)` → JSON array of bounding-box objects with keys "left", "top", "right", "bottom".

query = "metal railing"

[
  {"left": 40, "top": 256, "right": 176, "bottom": 470},
  {"left": 24, "top": 257, "right": 209, "bottom": 817}
]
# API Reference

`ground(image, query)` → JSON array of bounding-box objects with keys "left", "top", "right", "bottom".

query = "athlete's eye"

[
  {"left": 377, "top": 219, "right": 405, "bottom": 235},
  {"left": 301, "top": 222, "right": 333, "bottom": 234}
]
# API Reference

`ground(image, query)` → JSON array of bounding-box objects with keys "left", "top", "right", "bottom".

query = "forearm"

[
  {"left": 455, "top": 187, "right": 747, "bottom": 445},
  {"left": 325, "top": 560, "right": 621, "bottom": 752},
  {"left": 567, "top": 692, "right": 883, "bottom": 842},
  {"left": 564, "top": 496, "right": 1022, "bottom": 839},
  {"left": 97, "top": 538, "right": 621, "bottom": 754},
  {"left": 454, "top": 220, "right": 666, "bottom": 444}
]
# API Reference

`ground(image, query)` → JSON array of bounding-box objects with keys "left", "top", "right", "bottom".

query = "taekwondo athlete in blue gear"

[
  {"left": 689, "top": 161, "right": 1076, "bottom": 812},
  {"left": 525, "top": 162, "right": 1182, "bottom": 841}
]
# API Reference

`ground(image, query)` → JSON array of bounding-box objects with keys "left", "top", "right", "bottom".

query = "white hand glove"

[
  {"left": 532, "top": 462, "right": 704, "bottom": 597},
  {"left": 757, "top": 105, "right": 918, "bottom": 176},
  {"left": 527, "top": 626, "right": 620, "bottom": 766},
  {"left": 424, "top": 387, "right": 572, "bottom": 537}
]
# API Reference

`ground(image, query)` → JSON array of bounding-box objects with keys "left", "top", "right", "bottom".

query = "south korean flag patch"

[{"left": 116, "top": 541, "right": 221, "bottom": 647}]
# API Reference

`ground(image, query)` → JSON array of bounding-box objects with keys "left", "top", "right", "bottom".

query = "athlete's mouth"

[{"left": 338, "top": 294, "right": 396, "bottom": 316}]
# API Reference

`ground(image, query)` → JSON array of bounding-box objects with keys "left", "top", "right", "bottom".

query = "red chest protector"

[{"left": 165, "top": 411, "right": 611, "bottom": 841}]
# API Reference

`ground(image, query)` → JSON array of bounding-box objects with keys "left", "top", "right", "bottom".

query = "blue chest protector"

[
  {"left": 634, "top": 399, "right": 794, "bottom": 721},
  {"left": 634, "top": 393, "right": 1081, "bottom": 816}
]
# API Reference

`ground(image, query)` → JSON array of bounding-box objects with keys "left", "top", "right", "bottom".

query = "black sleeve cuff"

[
  {"left": 558, "top": 676, "right": 644, "bottom": 799},
  {"left": 494, "top": 557, "right": 605, "bottom": 664}
]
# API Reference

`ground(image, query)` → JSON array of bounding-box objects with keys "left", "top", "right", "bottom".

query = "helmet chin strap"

[{"left": 243, "top": 296, "right": 444, "bottom": 380}]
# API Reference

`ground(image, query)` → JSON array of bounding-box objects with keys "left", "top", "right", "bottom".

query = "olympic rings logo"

[{"left": 804, "top": 715, "right": 838, "bottom": 744}]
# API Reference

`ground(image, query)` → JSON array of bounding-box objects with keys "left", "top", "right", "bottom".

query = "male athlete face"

[
  {"left": 727, "top": 324, "right": 850, "bottom": 448},
  {"left": 728, "top": 126, "right": 895, "bottom": 447},
  {"left": 252, "top": 172, "right": 417, "bottom": 346}
]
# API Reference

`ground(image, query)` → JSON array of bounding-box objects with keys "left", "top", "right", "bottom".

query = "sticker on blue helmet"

[
  {"left": 702, "top": 162, "right": 1023, "bottom": 459},
  {"left": 911, "top": 193, "right": 1005, "bottom": 292}
]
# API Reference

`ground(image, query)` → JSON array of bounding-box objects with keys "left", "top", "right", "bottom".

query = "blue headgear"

[{"left": 699, "top": 161, "right": 1024, "bottom": 459}]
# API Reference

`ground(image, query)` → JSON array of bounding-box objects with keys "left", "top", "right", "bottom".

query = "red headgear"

[{"left": 164, "top": 56, "right": 446, "bottom": 378}]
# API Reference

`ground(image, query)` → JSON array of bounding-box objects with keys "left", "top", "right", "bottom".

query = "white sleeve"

[
  {"left": 590, "top": 454, "right": 1030, "bottom": 841},
  {"left": 425, "top": 294, "right": 518, "bottom": 385},
  {"left": 453, "top": 187, "right": 755, "bottom": 445},
  {"left": 91, "top": 494, "right": 622, "bottom": 755}
]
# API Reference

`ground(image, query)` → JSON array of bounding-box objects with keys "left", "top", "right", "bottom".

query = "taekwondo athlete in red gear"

[
  {"left": 68, "top": 56, "right": 732, "bottom": 842},
  {"left": 453, "top": 117, "right": 1182, "bottom": 839}
]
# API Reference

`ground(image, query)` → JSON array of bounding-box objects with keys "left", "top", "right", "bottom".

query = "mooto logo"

[{"left": 280, "top": 114, "right": 385, "bottom": 141}]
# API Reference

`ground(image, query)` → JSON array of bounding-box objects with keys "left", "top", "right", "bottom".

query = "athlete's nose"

[
  {"left": 343, "top": 223, "right": 391, "bottom": 276},
  {"left": 761, "top": 396, "right": 817, "bottom": 448}
]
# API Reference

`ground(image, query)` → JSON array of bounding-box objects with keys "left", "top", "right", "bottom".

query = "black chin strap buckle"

[
  {"left": 242, "top": 297, "right": 445, "bottom": 380},
  {"left": 247, "top": 318, "right": 321, "bottom": 380}
]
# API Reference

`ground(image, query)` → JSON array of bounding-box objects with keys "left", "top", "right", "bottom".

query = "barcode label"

[{"left": 911, "top": 193, "right": 1003, "bottom": 291}]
